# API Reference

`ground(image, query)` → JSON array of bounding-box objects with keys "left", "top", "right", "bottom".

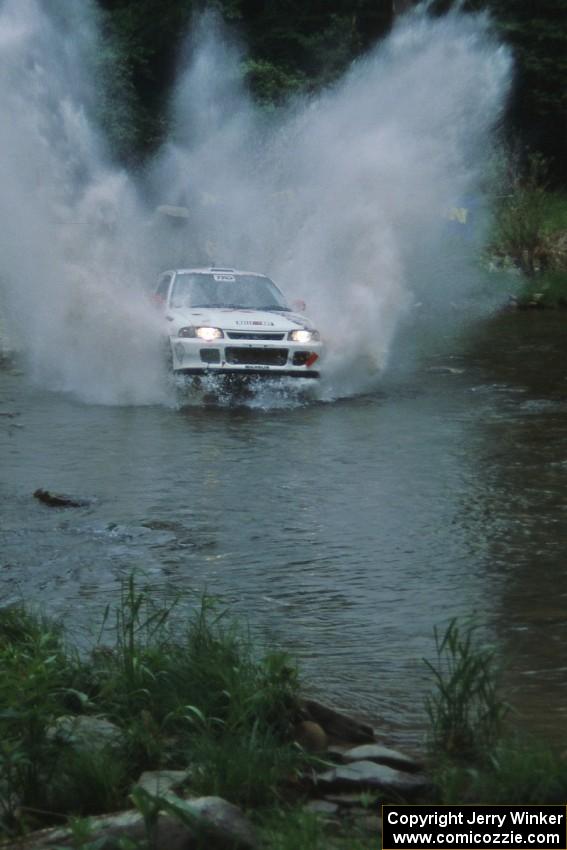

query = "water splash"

[
  {"left": 0, "top": 0, "right": 167, "bottom": 405},
  {"left": 156, "top": 6, "right": 511, "bottom": 399},
  {"left": 0, "top": 1, "right": 512, "bottom": 405}
]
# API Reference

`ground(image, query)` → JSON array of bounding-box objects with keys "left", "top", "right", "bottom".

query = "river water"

[{"left": 2, "top": 311, "right": 567, "bottom": 749}]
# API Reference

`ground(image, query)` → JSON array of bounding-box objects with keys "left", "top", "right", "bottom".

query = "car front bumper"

[{"left": 170, "top": 338, "right": 323, "bottom": 379}]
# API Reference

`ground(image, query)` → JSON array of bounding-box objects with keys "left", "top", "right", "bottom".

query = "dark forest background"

[{"left": 96, "top": 0, "right": 566, "bottom": 184}]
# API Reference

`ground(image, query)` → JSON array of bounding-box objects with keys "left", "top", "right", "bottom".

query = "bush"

[{"left": 491, "top": 152, "right": 552, "bottom": 277}]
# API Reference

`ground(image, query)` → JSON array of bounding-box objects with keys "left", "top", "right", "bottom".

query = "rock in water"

[
  {"left": 299, "top": 698, "right": 375, "bottom": 742},
  {"left": 341, "top": 743, "right": 422, "bottom": 772},
  {"left": 317, "top": 760, "right": 429, "bottom": 800},
  {"left": 294, "top": 720, "right": 328, "bottom": 752},
  {"left": 33, "top": 488, "right": 91, "bottom": 508}
]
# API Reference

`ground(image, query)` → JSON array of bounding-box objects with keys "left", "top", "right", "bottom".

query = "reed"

[{"left": 424, "top": 617, "right": 508, "bottom": 763}]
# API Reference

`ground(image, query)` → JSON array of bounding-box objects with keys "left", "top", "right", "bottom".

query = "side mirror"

[{"left": 292, "top": 299, "right": 306, "bottom": 313}]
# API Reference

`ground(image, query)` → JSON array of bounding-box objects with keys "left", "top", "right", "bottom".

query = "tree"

[
  {"left": 95, "top": 0, "right": 566, "bottom": 181},
  {"left": 96, "top": 0, "right": 195, "bottom": 160},
  {"left": 488, "top": 0, "right": 567, "bottom": 183},
  {"left": 95, "top": 0, "right": 396, "bottom": 160}
]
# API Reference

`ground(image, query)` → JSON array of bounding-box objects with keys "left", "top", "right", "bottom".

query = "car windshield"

[{"left": 170, "top": 272, "right": 290, "bottom": 311}]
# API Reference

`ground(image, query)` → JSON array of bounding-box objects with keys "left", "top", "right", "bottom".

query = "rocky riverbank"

[{"left": 4, "top": 698, "right": 428, "bottom": 850}]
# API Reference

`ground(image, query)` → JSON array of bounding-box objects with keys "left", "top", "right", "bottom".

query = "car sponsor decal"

[
  {"left": 235, "top": 320, "right": 275, "bottom": 326},
  {"left": 213, "top": 274, "right": 236, "bottom": 282}
]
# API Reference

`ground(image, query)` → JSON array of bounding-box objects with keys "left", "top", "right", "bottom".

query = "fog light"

[{"left": 200, "top": 349, "right": 221, "bottom": 364}]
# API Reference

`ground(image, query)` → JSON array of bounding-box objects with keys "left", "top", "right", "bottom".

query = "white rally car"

[{"left": 154, "top": 267, "right": 323, "bottom": 380}]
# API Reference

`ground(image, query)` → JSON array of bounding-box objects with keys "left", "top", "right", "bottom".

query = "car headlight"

[
  {"left": 288, "top": 329, "right": 320, "bottom": 343},
  {"left": 196, "top": 326, "right": 224, "bottom": 341},
  {"left": 178, "top": 326, "right": 224, "bottom": 341}
]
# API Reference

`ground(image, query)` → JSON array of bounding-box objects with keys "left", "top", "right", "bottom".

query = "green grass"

[
  {"left": 489, "top": 149, "right": 567, "bottom": 295},
  {"left": 4, "top": 586, "right": 567, "bottom": 847},
  {"left": 257, "top": 807, "right": 380, "bottom": 850},
  {"left": 541, "top": 192, "right": 567, "bottom": 233},
  {"left": 0, "top": 579, "right": 376, "bottom": 848},
  {"left": 0, "top": 576, "right": 309, "bottom": 841},
  {"left": 423, "top": 617, "right": 567, "bottom": 808},
  {"left": 188, "top": 728, "right": 304, "bottom": 807},
  {"left": 424, "top": 618, "right": 508, "bottom": 764},
  {"left": 0, "top": 577, "right": 384, "bottom": 848},
  {"left": 259, "top": 809, "right": 327, "bottom": 850},
  {"left": 516, "top": 269, "right": 567, "bottom": 307},
  {"left": 0, "top": 605, "right": 85, "bottom": 828},
  {"left": 433, "top": 735, "right": 567, "bottom": 805},
  {"left": 45, "top": 747, "right": 130, "bottom": 817}
]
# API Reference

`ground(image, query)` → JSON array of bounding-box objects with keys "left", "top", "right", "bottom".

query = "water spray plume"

[
  {"left": 0, "top": 0, "right": 167, "bottom": 405},
  {"left": 0, "top": 1, "right": 512, "bottom": 405}
]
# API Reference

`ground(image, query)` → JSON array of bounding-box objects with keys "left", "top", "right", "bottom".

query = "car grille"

[
  {"left": 226, "top": 332, "right": 285, "bottom": 340},
  {"left": 225, "top": 347, "right": 289, "bottom": 366}
]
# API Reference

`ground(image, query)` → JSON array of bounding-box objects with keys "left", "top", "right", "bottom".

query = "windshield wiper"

[{"left": 260, "top": 305, "right": 291, "bottom": 311}]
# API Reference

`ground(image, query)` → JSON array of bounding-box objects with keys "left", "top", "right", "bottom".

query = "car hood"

[{"left": 169, "top": 307, "right": 313, "bottom": 332}]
